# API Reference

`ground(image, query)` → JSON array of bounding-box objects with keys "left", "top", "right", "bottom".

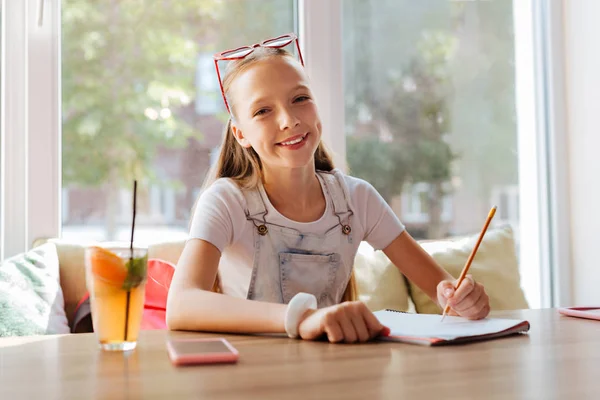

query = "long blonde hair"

[{"left": 204, "top": 47, "right": 356, "bottom": 302}]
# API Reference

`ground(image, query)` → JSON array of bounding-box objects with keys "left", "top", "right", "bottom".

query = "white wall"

[{"left": 563, "top": 0, "right": 600, "bottom": 304}]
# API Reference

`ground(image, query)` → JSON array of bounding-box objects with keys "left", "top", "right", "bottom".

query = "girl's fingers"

[
  {"left": 321, "top": 302, "right": 392, "bottom": 343},
  {"left": 350, "top": 312, "right": 370, "bottom": 342},
  {"left": 323, "top": 319, "right": 344, "bottom": 343},
  {"left": 474, "top": 304, "right": 491, "bottom": 320},
  {"left": 338, "top": 310, "right": 358, "bottom": 343},
  {"left": 448, "top": 308, "right": 460, "bottom": 317},
  {"left": 439, "top": 280, "right": 456, "bottom": 301},
  {"left": 362, "top": 307, "right": 387, "bottom": 338},
  {"left": 466, "top": 293, "right": 490, "bottom": 320},
  {"left": 453, "top": 285, "right": 483, "bottom": 313},
  {"left": 449, "top": 275, "right": 476, "bottom": 305}
]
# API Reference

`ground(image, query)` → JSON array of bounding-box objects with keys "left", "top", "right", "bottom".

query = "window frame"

[
  {"left": 534, "top": 0, "right": 571, "bottom": 308},
  {"left": 2, "top": 0, "right": 30, "bottom": 260},
  {"left": 0, "top": 0, "right": 567, "bottom": 308},
  {"left": 1, "top": 0, "right": 61, "bottom": 261},
  {"left": 298, "top": 0, "right": 346, "bottom": 171}
]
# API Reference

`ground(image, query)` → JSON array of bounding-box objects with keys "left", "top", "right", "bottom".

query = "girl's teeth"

[{"left": 282, "top": 136, "right": 304, "bottom": 145}]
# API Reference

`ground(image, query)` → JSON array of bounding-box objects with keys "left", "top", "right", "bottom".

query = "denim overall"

[{"left": 242, "top": 170, "right": 356, "bottom": 308}]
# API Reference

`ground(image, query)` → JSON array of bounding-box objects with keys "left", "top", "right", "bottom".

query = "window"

[
  {"left": 340, "top": 0, "right": 547, "bottom": 306},
  {"left": 343, "top": 0, "right": 519, "bottom": 241},
  {"left": 335, "top": 0, "right": 569, "bottom": 308},
  {"left": 61, "top": 0, "right": 296, "bottom": 243},
  {"left": 1, "top": 0, "right": 561, "bottom": 308}
]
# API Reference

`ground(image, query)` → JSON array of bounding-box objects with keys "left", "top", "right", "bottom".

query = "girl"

[{"left": 166, "top": 33, "right": 490, "bottom": 343}]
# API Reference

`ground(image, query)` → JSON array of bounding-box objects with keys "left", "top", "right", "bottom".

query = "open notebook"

[{"left": 374, "top": 309, "right": 530, "bottom": 346}]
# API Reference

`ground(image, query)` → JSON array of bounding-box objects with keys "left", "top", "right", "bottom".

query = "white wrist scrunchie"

[{"left": 284, "top": 292, "right": 317, "bottom": 339}]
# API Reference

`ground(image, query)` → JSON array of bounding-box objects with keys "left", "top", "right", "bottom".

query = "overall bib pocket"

[{"left": 279, "top": 252, "right": 341, "bottom": 307}]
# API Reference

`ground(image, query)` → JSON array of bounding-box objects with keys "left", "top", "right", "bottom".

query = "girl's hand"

[
  {"left": 297, "top": 301, "right": 390, "bottom": 343},
  {"left": 437, "top": 275, "right": 490, "bottom": 320}
]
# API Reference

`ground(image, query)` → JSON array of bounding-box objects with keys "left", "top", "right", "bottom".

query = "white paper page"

[{"left": 373, "top": 310, "right": 526, "bottom": 340}]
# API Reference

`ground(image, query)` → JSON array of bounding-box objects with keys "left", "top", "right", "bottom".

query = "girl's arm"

[
  {"left": 166, "top": 238, "right": 288, "bottom": 333},
  {"left": 382, "top": 230, "right": 490, "bottom": 319},
  {"left": 382, "top": 230, "right": 453, "bottom": 306},
  {"left": 166, "top": 238, "right": 389, "bottom": 341}
]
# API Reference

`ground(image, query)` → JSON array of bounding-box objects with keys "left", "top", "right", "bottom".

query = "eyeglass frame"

[{"left": 213, "top": 33, "right": 305, "bottom": 114}]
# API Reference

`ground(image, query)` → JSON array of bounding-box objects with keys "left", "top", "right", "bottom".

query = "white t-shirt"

[{"left": 189, "top": 172, "right": 405, "bottom": 299}]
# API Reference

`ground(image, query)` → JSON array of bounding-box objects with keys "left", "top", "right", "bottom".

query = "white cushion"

[
  {"left": 0, "top": 243, "right": 70, "bottom": 336},
  {"left": 353, "top": 242, "right": 410, "bottom": 312},
  {"left": 411, "top": 225, "right": 529, "bottom": 314}
]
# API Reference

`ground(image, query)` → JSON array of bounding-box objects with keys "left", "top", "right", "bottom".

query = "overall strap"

[
  {"left": 319, "top": 169, "right": 354, "bottom": 236},
  {"left": 319, "top": 169, "right": 351, "bottom": 216},
  {"left": 241, "top": 186, "right": 268, "bottom": 223}
]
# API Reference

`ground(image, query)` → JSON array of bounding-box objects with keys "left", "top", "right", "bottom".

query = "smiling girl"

[{"left": 166, "top": 34, "right": 490, "bottom": 343}]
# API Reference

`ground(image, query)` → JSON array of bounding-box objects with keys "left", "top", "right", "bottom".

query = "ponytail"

[{"left": 202, "top": 118, "right": 262, "bottom": 190}]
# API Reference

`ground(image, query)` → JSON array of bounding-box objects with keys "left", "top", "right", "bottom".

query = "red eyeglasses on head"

[{"left": 213, "top": 33, "right": 305, "bottom": 114}]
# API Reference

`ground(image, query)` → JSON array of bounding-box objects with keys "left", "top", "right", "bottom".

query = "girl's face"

[{"left": 229, "top": 56, "right": 322, "bottom": 172}]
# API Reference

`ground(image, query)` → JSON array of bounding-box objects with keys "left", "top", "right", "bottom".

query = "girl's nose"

[{"left": 279, "top": 107, "right": 300, "bottom": 130}]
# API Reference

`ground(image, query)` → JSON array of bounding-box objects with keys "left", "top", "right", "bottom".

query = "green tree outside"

[
  {"left": 62, "top": 0, "right": 294, "bottom": 239},
  {"left": 344, "top": 0, "right": 517, "bottom": 238}
]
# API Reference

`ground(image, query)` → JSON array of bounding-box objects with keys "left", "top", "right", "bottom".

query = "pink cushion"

[
  {"left": 72, "top": 258, "right": 176, "bottom": 332},
  {"left": 140, "top": 258, "right": 175, "bottom": 330}
]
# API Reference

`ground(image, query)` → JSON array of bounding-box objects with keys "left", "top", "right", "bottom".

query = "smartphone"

[
  {"left": 558, "top": 307, "right": 600, "bottom": 321},
  {"left": 166, "top": 337, "right": 239, "bottom": 366}
]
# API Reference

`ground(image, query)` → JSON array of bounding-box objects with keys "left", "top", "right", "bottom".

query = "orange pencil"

[{"left": 441, "top": 205, "right": 497, "bottom": 321}]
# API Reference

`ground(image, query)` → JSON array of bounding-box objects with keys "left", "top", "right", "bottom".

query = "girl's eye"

[
  {"left": 294, "top": 95, "right": 310, "bottom": 103},
  {"left": 254, "top": 108, "right": 269, "bottom": 117}
]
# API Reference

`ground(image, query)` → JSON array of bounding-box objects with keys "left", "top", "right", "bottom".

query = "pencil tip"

[{"left": 440, "top": 314, "right": 446, "bottom": 322}]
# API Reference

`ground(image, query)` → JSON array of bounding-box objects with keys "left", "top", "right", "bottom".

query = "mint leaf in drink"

[{"left": 121, "top": 255, "right": 147, "bottom": 290}]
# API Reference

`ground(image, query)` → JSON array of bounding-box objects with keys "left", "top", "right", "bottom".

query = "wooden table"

[{"left": 1, "top": 309, "right": 599, "bottom": 399}]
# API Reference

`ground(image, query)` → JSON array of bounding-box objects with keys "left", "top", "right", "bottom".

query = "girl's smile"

[{"left": 276, "top": 132, "right": 310, "bottom": 149}]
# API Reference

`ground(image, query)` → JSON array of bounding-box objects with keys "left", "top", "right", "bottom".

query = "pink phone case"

[
  {"left": 558, "top": 307, "right": 600, "bottom": 321},
  {"left": 167, "top": 337, "right": 239, "bottom": 366}
]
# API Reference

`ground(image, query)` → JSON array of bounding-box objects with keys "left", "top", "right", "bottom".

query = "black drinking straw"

[{"left": 124, "top": 180, "right": 137, "bottom": 342}]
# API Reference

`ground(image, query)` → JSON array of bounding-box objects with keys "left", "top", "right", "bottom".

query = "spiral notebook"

[{"left": 374, "top": 309, "right": 531, "bottom": 346}]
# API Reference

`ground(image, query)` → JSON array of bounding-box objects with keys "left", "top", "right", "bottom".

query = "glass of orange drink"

[{"left": 85, "top": 244, "right": 148, "bottom": 351}]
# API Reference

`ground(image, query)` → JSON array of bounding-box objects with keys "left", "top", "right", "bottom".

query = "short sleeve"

[
  {"left": 188, "top": 179, "right": 247, "bottom": 253},
  {"left": 345, "top": 176, "right": 406, "bottom": 250}
]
